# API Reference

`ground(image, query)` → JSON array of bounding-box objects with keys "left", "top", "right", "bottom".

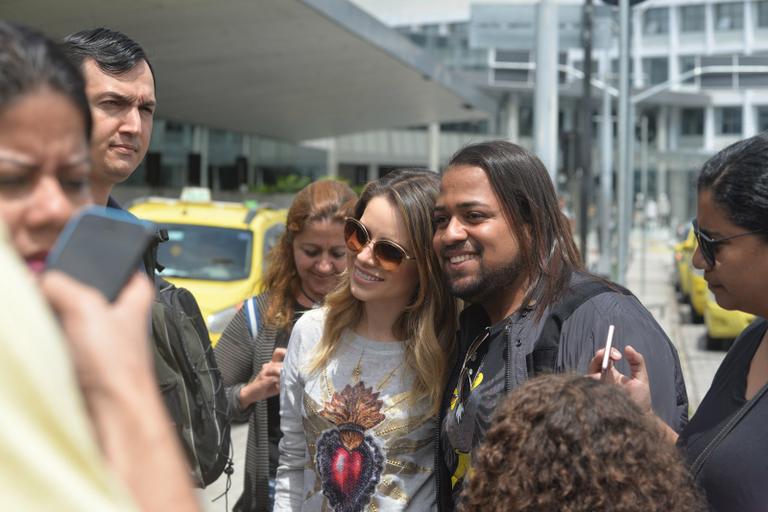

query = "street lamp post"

[
  {"left": 579, "top": 0, "right": 594, "bottom": 265},
  {"left": 616, "top": 0, "right": 631, "bottom": 284}
]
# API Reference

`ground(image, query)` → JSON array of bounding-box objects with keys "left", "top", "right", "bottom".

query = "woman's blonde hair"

[
  {"left": 260, "top": 179, "right": 356, "bottom": 330},
  {"left": 308, "top": 169, "right": 458, "bottom": 416}
]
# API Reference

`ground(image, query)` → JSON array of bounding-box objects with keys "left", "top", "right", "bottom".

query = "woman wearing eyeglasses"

[
  {"left": 593, "top": 133, "right": 768, "bottom": 512},
  {"left": 274, "top": 169, "right": 458, "bottom": 511}
]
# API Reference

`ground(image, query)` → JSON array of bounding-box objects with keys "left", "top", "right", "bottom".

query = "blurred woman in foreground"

[
  {"left": 0, "top": 22, "right": 197, "bottom": 511},
  {"left": 595, "top": 133, "right": 768, "bottom": 511}
]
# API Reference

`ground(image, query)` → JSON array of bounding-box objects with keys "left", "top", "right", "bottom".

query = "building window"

[
  {"left": 679, "top": 55, "right": 697, "bottom": 83},
  {"left": 716, "top": 107, "right": 743, "bottom": 135},
  {"left": 680, "top": 5, "right": 705, "bottom": 32},
  {"left": 643, "top": 8, "right": 669, "bottom": 34},
  {"left": 680, "top": 108, "right": 704, "bottom": 135},
  {"left": 758, "top": 1, "right": 768, "bottom": 27},
  {"left": 715, "top": 3, "right": 744, "bottom": 31},
  {"left": 757, "top": 106, "right": 768, "bottom": 132},
  {"left": 519, "top": 105, "right": 533, "bottom": 137},
  {"left": 643, "top": 57, "right": 669, "bottom": 85}
]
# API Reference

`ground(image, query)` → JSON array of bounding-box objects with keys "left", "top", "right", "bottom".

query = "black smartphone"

[{"left": 46, "top": 206, "right": 155, "bottom": 302}]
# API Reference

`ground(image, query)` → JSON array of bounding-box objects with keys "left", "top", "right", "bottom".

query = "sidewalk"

[
  {"left": 625, "top": 227, "right": 680, "bottom": 339},
  {"left": 622, "top": 227, "right": 706, "bottom": 410}
]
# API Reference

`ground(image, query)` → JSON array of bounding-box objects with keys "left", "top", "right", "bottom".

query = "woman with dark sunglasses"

[
  {"left": 274, "top": 169, "right": 458, "bottom": 511},
  {"left": 593, "top": 133, "right": 768, "bottom": 512}
]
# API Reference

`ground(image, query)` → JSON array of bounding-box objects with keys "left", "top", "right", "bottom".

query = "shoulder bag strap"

[
  {"left": 529, "top": 278, "right": 632, "bottom": 375},
  {"left": 690, "top": 382, "right": 768, "bottom": 479},
  {"left": 244, "top": 297, "right": 261, "bottom": 342}
]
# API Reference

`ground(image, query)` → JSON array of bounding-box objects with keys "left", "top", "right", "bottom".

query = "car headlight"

[{"left": 207, "top": 305, "right": 240, "bottom": 334}]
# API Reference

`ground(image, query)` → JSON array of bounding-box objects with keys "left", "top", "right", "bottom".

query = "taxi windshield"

[{"left": 157, "top": 224, "right": 253, "bottom": 281}]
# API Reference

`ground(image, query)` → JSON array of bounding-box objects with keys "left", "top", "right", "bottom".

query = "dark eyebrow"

[
  {"left": 94, "top": 91, "right": 132, "bottom": 103},
  {"left": 95, "top": 92, "right": 156, "bottom": 110},
  {"left": 62, "top": 155, "right": 91, "bottom": 169},
  {"left": 0, "top": 155, "right": 35, "bottom": 170},
  {"left": 0, "top": 154, "right": 89, "bottom": 170},
  {"left": 434, "top": 201, "right": 490, "bottom": 212}
]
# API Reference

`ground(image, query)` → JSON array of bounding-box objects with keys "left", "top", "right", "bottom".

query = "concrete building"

[
  {"left": 3, "top": 0, "right": 494, "bottom": 195},
  {"left": 369, "top": 0, "right": 768, "bottom": 225}
]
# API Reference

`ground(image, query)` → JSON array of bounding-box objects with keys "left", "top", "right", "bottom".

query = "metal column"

[
  {"left": 533, "top": 0, "right": 559, "bottom": 183},
  {"left": 617, "top": 0, "right": 631, "bottom": 284}
]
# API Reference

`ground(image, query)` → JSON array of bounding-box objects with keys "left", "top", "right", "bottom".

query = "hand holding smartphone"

[
  {"left": 46, "top": 206, "right": 155, "bottom": 302},
  {"left": 600, "top": 324, "right": 616, "bottom": 380}
]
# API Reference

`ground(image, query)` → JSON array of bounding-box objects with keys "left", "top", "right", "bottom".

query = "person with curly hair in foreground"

[{"left": 460, "top": 374, "right": 705, "bottom": 512}]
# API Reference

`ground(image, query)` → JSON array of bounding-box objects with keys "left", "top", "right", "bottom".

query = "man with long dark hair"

[{"left": 432, "top": 140, "right": 688, "bottom": 510}]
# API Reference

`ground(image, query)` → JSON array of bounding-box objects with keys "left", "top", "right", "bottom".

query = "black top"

[
  {"left": 437, "top": 272, "right": 689, "bottom": 511},
  {"left": 678, "top": 319, "right": 768, "bottom": 512},
  {"left": 440, "top": 304, "right": 515, "bottom": 507},
  {"left": 266, "top": 302, "right": 309, "bottom": 473}
]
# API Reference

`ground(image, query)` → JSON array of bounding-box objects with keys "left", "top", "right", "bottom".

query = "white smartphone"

[{"left": 600, "top": 324, "right": 616, "bottom": 377}]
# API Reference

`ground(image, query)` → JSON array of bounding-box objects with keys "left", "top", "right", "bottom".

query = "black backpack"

[{"left": 145, "top": 229, "right": 232, "bottom": 487}]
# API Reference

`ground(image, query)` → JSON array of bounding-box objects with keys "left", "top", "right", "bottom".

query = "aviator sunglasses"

[
  {"left": 692, "top": 219, "right": 764, "bottom": 268},
  {"left": 344, "top": 217, "right": 415, "bottom": 271}
]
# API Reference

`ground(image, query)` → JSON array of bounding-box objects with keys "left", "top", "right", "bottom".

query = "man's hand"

[{"left": 240, "top": 347, "right": 287, "bottom": 407}]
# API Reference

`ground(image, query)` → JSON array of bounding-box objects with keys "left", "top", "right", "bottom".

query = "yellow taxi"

[
  {"left": 688, "top": 264, "right": 707, "bottom": 324},
  {"left": 675, "top": 227, "right": 696, "bottom": 301},
  {"left": 674, "top": 226, "right": 706, "bottom": 323},
  {"left": 129, "top": 188, "right": 287, "bottom": 345},
  {"left": 704, "top": 291, "right": 755, "bottom": 350}
]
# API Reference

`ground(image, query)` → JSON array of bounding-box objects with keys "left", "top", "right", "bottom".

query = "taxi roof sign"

[{"left": 180, "top": 187, "right": 212, "bottom": 203}]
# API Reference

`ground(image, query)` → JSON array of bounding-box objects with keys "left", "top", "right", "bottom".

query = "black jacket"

[{"left": 436, "top": 272, "right": 689, "bottom": 510}]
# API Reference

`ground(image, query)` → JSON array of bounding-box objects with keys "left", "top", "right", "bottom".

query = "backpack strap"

[
  {"left": 528, "top": 278, "right": 632, "bottom": 376},
  {"left": 142, "top": 227, "right": 168, "bottom": 285},
  {"left": 243, "top": 296, "right": 261, "bottom": 341}
]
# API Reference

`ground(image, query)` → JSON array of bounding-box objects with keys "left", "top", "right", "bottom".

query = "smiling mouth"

[
  {"left": 354, "top": 266, "right": 383, "bottom": 282},
  {"left": 448, "top": 254, "right": 477, "bottom": 264}
]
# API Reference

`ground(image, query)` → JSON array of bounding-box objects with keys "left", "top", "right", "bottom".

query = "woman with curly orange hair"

[
  {"left": 460, "top": 374, "right": 705, "bottom": 512},
  {"left": 215, "top": 179, "right": 356, "bottom": 511}
]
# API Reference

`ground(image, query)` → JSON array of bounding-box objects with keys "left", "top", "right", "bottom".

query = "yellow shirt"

[{"left": 0, "top": 223, "right": 137, "bottom": 511}]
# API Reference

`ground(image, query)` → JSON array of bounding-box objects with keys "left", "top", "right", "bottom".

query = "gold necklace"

[
  {"left": 350, "top": 346, "right": 404, "bottom": 390},
  {"left": 352, "top": 349, "right": 364, "bottom": 383}
]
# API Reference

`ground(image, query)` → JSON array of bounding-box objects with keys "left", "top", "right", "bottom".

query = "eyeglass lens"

[
  {"left": 344, "top": 218, "right": 407, "bottom": 270},
  {"left": 692, "top": 221, "right": 716, "bottom": 267}
]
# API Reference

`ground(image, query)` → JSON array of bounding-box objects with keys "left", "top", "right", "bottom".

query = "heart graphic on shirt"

[
  {"left": 316, "top": 426, "right": 384, "bottom": 512},
  {"left": 316, "top": 383, "right": 386, "bottom": 512},
  {"left": 330, "top": 447, "right": 363, "bottom": 495}
]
